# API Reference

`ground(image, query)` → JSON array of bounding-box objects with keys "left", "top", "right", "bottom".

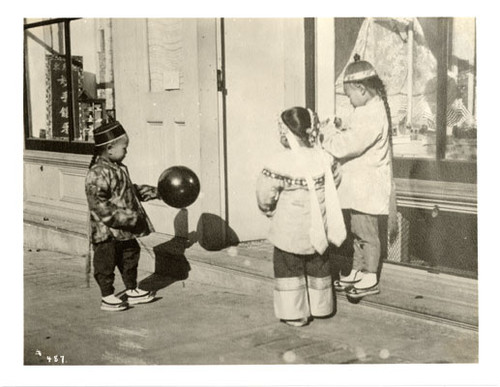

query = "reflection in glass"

[
  {"left": 333, "top": 17, "right": 477, "bottom": 161},
  {"left": 25, "top": 22, "right": 68, "bottom": 140},
  {"left": 335, "top": 17, "right": 440, "bottom": 159},
  {"left": 445, "top": 18, "right": 476, "bottom": 161}
]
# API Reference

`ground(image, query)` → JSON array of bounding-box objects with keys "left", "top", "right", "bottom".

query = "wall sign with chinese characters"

[{"left": 45, "top": 54, "right": 83, "bottom": 139}]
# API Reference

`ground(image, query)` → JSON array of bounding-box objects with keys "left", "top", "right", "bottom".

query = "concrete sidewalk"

[
  {"left": 24, "top": 248, "right": 478, "bottom": 366},
  {"left": 24, "top": 213, "right": 479, "bottom": 329}
]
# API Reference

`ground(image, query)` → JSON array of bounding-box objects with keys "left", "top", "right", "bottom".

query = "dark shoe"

[
  {"left": 334, "top": 280, "right": 352, "bottom": 292},
  {"left": 346, "top": 284, "right": 380, "bottom": 299}
]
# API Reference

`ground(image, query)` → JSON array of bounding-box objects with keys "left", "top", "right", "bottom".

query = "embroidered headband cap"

[
  {"left": 343, "top": 53, "right": 378, "bottom": 82},
  {"left": 94, "top": 121, "right": 127, "bottom": 147}
]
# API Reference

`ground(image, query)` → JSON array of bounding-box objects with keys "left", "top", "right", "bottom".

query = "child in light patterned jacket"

[{"left": 256, "top": 107, "right": 345, "bottom": 327}]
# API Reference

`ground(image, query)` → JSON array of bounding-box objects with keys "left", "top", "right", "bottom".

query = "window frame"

[
  {"left": 392, "top": 18, "right": 476, "bottom": 184},
  {"left": 24, "top": 18, "right": 94, "bottom": 155}
]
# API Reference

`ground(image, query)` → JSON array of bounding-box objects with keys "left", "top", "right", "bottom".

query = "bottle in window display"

[{"left": 94, "top": 104, "right": 103, "bottom": 129}]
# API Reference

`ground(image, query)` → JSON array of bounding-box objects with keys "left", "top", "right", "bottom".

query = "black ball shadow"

[{"left": 195, "top": 212, "right": 240, "bottom": 251}]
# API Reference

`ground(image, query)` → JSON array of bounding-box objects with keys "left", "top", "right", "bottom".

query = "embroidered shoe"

[
  {"left": 101, "top": 295, "right": 128, "bottom": 312},
  {"left": 340, "top": 269, "right": 364, "bottom": 284},
  {"left": 346, "top": 272, "right": 379, "bottom": 298},
  {"left": 346, "top": 284, "right": 380, "bottom": 299},
  {"left": 125, "top": 288, "right": 155, "bottom": 305},
  {"left": 335, "top": 270, "right": 364, "bottom": 292}
]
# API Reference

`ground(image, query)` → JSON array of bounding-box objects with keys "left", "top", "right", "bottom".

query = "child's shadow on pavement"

[
  {"left": 139, "top": 210, "right": 239, "bottom": 292},
  {"left": 138, "top": 236, "right": 193, "bottom": 292}
]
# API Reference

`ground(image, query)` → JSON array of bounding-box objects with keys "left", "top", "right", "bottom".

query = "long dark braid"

[
  {"left": 88, "top": 147, "right": 99, "bottom": 169},
  {"left": 362, "top": 75, "right": 398, "bottom": 242},
  {"left": 362, "top": 76, "right": 393, "bottom": 151}
]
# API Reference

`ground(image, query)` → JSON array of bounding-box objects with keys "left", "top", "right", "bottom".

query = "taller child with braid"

[
  {"left": 321, "top": 54, "right": 394, "bottom": 299},
  {"left": 85, "top": 121, "right": 159, "bottom": 311}
]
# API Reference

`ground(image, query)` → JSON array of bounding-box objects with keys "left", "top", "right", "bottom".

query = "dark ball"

[{"left": 157, "top": 166, "right": 200, "bottom": 209}]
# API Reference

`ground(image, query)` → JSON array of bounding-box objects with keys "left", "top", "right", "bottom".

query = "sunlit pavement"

[{"left": 24, "top": 248, "right": 478, "bottom": 365}]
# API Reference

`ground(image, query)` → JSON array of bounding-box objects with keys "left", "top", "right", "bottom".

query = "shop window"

[
  {"left": 24, "top": 18, "right": 115, "bottom": 154},
  {"left": 332, "top": 17, "right": 476, "bottom": 182},
  {"left": 322, "top": 18, "right": 478, "bottom": 277}
]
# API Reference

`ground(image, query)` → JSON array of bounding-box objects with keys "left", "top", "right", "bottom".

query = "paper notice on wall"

[{"left": 163, "top": 70, "right": 180, "bottom": 90}]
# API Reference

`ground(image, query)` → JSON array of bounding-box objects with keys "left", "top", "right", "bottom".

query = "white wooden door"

[
  {"left": 222, "top": 18, "right": 306, "bottom": 241},
  {"left": 112, "top": 19, "right": 224, "bottom": 237}
]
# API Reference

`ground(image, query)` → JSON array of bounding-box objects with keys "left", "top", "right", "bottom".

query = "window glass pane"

[
  {"left": 25, "top": 22, "right": 70, "bottom": 140},
  {"left": 392, "top": 207, "right": 477, "bottom": 278},
  {"left": 445, "top": 18, "right": 476, "bottom": 161},
  {"left": 334, "top": 18, "right": 439, "bottom": 159},
  {"left": 71, "top": 18, "right": 115, "bottom": 143}
]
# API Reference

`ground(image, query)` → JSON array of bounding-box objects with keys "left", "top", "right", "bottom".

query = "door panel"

[{"left": 223, "top": 19, "right": 305, "bottom": 241}]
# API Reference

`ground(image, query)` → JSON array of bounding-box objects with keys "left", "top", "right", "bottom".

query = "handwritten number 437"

[{"left": 46, "top": 355, "right": 65, "bottom": 364}]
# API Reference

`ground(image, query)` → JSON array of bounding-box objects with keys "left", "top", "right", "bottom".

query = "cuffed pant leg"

[
  {"left": 93, "top": 240, "right": 118, "bottom": 297},
  {"left": 305, "top": 253, "right": 333, "bottom": 317},
  {"left": 351, "top": 211, "right": 381, "bottom": 273},
  {"left": 116, "top": 239, "right": 141, "bottom": 290},
  {"left": 273, "top": 247, "right": 309, "bottom": 320}
]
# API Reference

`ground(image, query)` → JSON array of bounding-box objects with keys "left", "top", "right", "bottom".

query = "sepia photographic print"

[{"left": 8, "top": 1, "right": 500, "bottom": 386}]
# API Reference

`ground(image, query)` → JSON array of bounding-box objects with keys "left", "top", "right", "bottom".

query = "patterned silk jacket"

[{"left": 85, "top": 156, "right": 155, "bottom": 244}]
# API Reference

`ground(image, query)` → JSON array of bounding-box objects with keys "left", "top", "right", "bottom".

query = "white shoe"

[
  {"left": 126, "top": 288, "right": 155, "bottom": 305},
  {"left": 282, "top": 318, "right": 309, "bottom": 327},
  {"left": 353, "top": 273, "right": 377, "bottom": 289},
  {"left": 347, "top": 273, "right": 380, "bottom": 299},
  {"left": 101, "top": 294, "right": 128, "bottom": 312},
  {"left": 340, "top": 270, "right": 364, "bottom": 284}
]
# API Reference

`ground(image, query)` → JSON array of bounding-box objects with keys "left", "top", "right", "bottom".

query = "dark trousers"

[
  {"left": 273, "top": 247, "right": 333, "bottom": 319},
  {"left": 330, "top": 210, "right": 388, "bottom": 281},
  {"left": 351, "top": 211, "right": 381, "bottom": 273},
  {"left": 93, "top": 239, "right": 141, "bottom": 297},
  {"left": 273, "top": 247, "right": 330, "bottom": 279}
]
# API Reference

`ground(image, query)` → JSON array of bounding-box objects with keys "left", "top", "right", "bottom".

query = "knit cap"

[{"left": 94, "top": 121, "right": 126, "bottom": 146}]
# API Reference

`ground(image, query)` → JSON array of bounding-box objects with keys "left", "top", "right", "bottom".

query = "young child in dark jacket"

[{"left": 85, "top": 121, "right": 158, "bottom": 311}]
